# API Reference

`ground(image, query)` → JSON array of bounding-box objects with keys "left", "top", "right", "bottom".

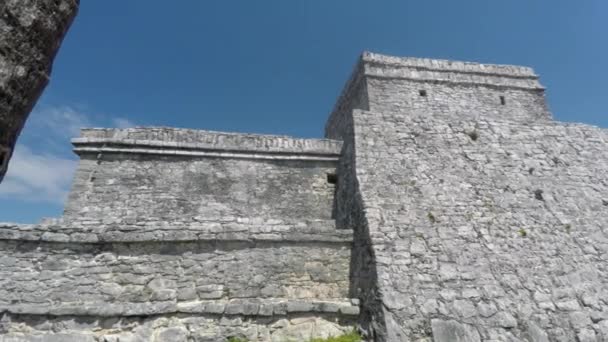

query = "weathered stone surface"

[
  {"left": 0, "top": 313, "right": 355, "bottom": 342},
  {"left": 2, "top": 52, "right": 608, "bottom": 340},
  {"left": 64, "top": 131, "right": 341, "bottom": 223},
  {"left": 326, "top": 52, "right": 608, "bottom": 341},
  {"left": 0, "top": 0, "right": 79, "bottom": 182},
  {"left": 153, "top": 327, "right": 188, "bottom": 342},
  {"left": 0, "top": 218, "right": 353, "bottom": 243},
  {"left": 431, "top": 319, "right": 481, "bottom": 342},
  {"left": 0, "top": 129, "right": 356, "bottom": 340},
  {"left": 0, "top": 239, "right": 352, "bottom": 310},
  {"left": 524, "top": 322, "right": 550, "bottom": 342},
  {"left": 0, "top": 333, "right": 95, "bottom": 342}
]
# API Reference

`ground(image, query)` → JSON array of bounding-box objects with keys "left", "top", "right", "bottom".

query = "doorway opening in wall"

[
  {"left": 419, "top": 89, "right": 428, "bottom": 97},
  {"left": 327, "top": 173, "right": 338, "bottom": 184},
  {"left": 500, "top": 96, "right": 506, "bottom": 105}
]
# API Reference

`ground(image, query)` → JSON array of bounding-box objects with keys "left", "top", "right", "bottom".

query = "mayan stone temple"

[{"left": 1, "top": 52, "right": 608, "bottom": 341}]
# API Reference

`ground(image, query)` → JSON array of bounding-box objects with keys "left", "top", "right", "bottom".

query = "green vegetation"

[
  {"left": 228, "top": 338, "right": 248, "bottom": 342},
  {"left": 227, "top": 330, "right": 362, "bottom": 342},
  {"left": 518, "top": 228, "right": 527, "bottom": 237}
]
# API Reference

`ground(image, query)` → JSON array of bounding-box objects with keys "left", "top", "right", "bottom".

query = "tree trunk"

[{"left": 0, "top": 0, "right": 80, "bottom": 182}]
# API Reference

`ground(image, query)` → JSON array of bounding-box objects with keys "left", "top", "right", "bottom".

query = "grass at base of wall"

[{"left": 228, "top": 331, "right": 362, "bottom": 342}]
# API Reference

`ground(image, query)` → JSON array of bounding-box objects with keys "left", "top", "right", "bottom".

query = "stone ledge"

[
  {"left": 0, "top": 218, "right": 353, "bottom": 243},
  {"left": 362, "top": 51, "right": 538, "bottom": 78},
  {"left": 72, "top": 143, "right": 341, "bottom": 161},
  {"left": 364, "top": 65, "right": 544, "bottom": 90},
  {"left": 0, "top": 298, "right": 360, "bottom": 317},
  {"left": 72, "top": 128, "right": 343, "bottom": 161}
]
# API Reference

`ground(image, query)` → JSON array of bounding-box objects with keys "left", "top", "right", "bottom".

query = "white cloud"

[
  {"left": 0, "top": 145, "right": 77, "bottom": 203},
  {"left": 0, "top": 105, "right": 138, "bottom": 205},
  {"left": 112, "top": 117, "right": 136, "bottom": 128},
  {"left": 29, "top": 105, "right": 92, "bottom": 138}
]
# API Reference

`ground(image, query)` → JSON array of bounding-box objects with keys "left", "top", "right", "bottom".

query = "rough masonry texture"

[
  {"left": 1, "top": 52, "right": 607, "bottom": 341},
  {"left": 0, "top": 0, "right": 79, "bottom": 182}
]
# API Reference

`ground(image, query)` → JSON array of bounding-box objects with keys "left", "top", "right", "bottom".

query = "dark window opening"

[
  {"left": 500, "top": 96, "right": 506, "bottom": 105},
  {"left": 419, "top": 90, "right": 428, "bottom": 97},
  {"left": 467, "top": 130, "right": 479, "bottom": 141},
  {"left": 327, "top": 173, "right": 338, "bottom": 184}
]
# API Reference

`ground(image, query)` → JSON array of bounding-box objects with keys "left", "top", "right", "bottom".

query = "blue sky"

[{"left": 1, "top": 0, "right": 606, "bottom": 223}]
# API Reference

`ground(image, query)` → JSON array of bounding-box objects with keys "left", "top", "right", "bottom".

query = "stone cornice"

[
  {"left": 362, "top": 52, "right": 539, "bottom": 79},
  {"left": 73, "top": 128, "right": 343, "bottom": 161},
  {"left": 360, "top": 52, "right": 544, "bottom": 90}
]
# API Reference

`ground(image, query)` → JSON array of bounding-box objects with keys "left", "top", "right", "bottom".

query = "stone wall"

[
  {"left": 354, "top": 111, "right": 608, "bottom": 341},
  {"left": 329, "top": 113, "right": 385, "bottom": 341},
  {"left": 326, "top": 53, "right": 608, "bottom": 341},
  {"left": 64, "top": 128, "right": 342, "bottom": 223},
  {"left": 366, "top": 78, "right": 549, "bottom": 123},
  {"left": 3, "top": 52, "right": 607, "bottom": 341},
  {"left": 326, "top": 52, "right": 550, "bottom": 139},
  {"left": 0, "top": 313, "right": 356, "bottom": 342},
  {"left": 0, "top": 222, "right": 357, "bottom": 341},
  {"left": 0, "top": 230, "right": 351, "bottom": 306},
  {"left": 0, "top": 129, "right": 358, "bottom": 341}
]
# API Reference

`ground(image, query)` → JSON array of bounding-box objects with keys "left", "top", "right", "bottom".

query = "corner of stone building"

[
  {"left": 325, "top": 53, "right": 371, "bottom": 141},
  {"left": 62, "top": 152, "right": 99, "bottom": 218},
  {"left": 322, "top": 52, "right": 580, "bottom": 341},
  {"left": 324, "top": 53, "right": 391, "bottom": 339}
]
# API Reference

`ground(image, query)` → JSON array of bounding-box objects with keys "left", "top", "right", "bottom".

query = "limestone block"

[{"left": 431, "top": 319, "right": 481, "bottom": 342}]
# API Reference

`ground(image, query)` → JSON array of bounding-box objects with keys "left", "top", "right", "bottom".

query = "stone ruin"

[{"left": 1, "top": 52, "right": 607, "bottom": 341}]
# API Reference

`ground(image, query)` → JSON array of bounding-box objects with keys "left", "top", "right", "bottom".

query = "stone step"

[
  {"left": 0, "top": 298, "right": 360, "bottom": 318},
  {"left": 0, "top": 218, "right": 352, "bottom": 243}
]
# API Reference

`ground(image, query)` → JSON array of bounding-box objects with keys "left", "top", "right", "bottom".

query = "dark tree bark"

[{"left": 0, "top": 0, "right": 79, "bottom": 182}]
